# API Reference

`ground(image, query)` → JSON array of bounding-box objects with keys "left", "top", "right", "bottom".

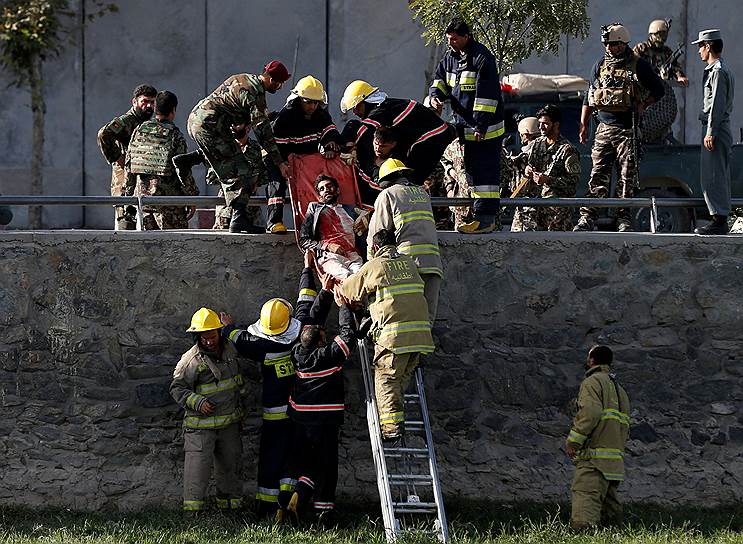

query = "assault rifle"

[{"left": 660, "top": 43, "right": 684, "bottom": 80}]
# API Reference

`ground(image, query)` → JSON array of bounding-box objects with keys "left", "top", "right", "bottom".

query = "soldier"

[
  {"left": 566, "top": 345, "right": 630, "bottom": 531},
  {"left": 429, "top": 19, "right": 505, "bottom": 234},
  {"left": 509, "top": 117, "right": 541, "bottom": 232},
  {"left": 267, "top": 75, "right": 343, "bottom": 233},
  {"left": 170, "top": 308, "right": 246, "bottom": 516},
  {"left": 575, "top": 23, "right": 665, "bottom": 232},
  {"left": 692, "top": 29, "right": 735, "bottom": 235},
  {"left": 515, "top": 105, "right": 581, "bottom": 231},
  {"left": 97, "top": 84, "right": 157, "bottom": 230},
  {"left": 125, "top": 91, "right": 199, "bottom": 230},
  {"left": 633, "top": 20, "right": 689, "bottom": 143},
  {"left": 187, "top": 61, "right": 291, "bottom": 233},
  {"left": 340, "top": 229, "right": 435, "bottom": 441}
]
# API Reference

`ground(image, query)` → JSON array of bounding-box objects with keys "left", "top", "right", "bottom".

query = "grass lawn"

[{"left": 1, "top": 501, "right": 742, "bottom": 543}]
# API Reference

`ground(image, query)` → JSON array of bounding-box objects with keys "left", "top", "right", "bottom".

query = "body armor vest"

[
  {"left": 128, "top": 121, "right": 177, "bottom": 176},
  {"left": 589, "top": 55, "right": 640, "bottom": 112}
]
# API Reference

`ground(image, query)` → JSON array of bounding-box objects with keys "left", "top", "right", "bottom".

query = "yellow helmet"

[
  {"left": 378, "top": 158, "right": 412, "bottom": 182},
  {"left": 292, "top": 75, "right": 327, "bottom": 103},
  {"left": 340, "top": 80, "right": 379, "bottom": 113},
  {"left": 259, "top": 298, "right": 293, "bottom": 335},
  {"left": 187, "top": 307, "right": 224, "bottom": 333},
  {"left": 517, "top": 116, "right": 540, "bottom": 135}
]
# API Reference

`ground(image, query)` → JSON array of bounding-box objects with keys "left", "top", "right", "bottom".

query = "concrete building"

[{"left": 0, "top": 0, "right": 739, "bottom": 228}]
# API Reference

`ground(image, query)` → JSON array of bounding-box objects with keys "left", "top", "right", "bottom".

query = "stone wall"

[{"left": 0, "top": 231, "right": 742, "bottom": 511}]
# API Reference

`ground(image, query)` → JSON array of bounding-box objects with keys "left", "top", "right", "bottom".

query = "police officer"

[
  {"left": 429, "top": 19, "right": 505, "bottom": 234},
  {"left": 576, "top": 24, "right": 664, "bottom": 232},
  {"left": 97, "top": 84, "right": 157, "bottom": 229},
  {"left": 692, "top": 29, "right": 735, "bottom": 235}
]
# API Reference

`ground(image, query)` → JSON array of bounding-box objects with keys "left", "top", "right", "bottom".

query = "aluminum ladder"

[{"left": 358, "top": 338, "right": 449, "bottom": 542}]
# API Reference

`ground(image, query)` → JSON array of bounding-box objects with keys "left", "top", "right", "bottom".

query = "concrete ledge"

[{"left": 0, "top": 230, "right": 741, "bottom": 510}]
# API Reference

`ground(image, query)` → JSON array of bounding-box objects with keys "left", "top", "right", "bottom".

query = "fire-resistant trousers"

[
  {"left": 263, "top": 156, "right": 287, "bottom": 228},
  {"left": 182, "top": 423, "right": 243, "bottom": 512},
  {"left": 373, "top": 347, "right": 420, "bottom": 438},
  {"left": 462, "top": 136, "right": 502, "bottom": 218},
  {"left": 570, "top": 462, "right": 623, "bottom": 530},
  {"left": 256, "top": 416, "right": 294, "bottom": 516}
]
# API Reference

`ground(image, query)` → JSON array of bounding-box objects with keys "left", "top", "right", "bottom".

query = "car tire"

[{"left": 632, "top": 188, "right": 693, "bottom": 233}]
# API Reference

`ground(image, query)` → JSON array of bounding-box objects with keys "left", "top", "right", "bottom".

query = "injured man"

[{"left": 298, "top": 174, "right": 365, "bottom": 280}]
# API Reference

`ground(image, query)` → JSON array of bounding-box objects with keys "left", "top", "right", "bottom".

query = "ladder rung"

[
  {"left": 404, "top": 394, "right": 420, "bottom": 400},
  {"left": 384, "top": 447, "right": 429, "bottom": 457},
  {"left": 405, "top": 420, "right": 424, "bottom": 427},
  {"left": 392, "top": 501, "right": 438, "bottom": 512},
  {"left": 389, "top": 474, "right": 433, "bottom": 484}
]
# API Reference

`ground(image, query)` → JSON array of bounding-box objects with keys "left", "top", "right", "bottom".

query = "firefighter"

[
  {"left": 366, "top": 158, "right": 442, "bottom": 323},
  {"left": 276, "top": 256, "right": 357, "bottom": 527},
  {"left": 340, "top": 229, "right": 435, "bottom": 441},
  {"left": 220, "top": 296, "right": 303, "bottom": 517},
  {"left": 170, "top": 308, "right": 246, "bottom": 516},
  {"left": 566, "top": 345, "right": 631, "bottom": 531},
  {"left": 266, "top": 75, "right": 343, "bottom": 233},
  {"left": 429, "top": 19, "right": 506, "bottom": 234},
  {"left": 340, "top": 80, "right": 456, "bottom": 191}
]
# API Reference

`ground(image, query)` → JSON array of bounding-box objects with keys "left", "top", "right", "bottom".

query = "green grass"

[{"left": 1, "top": 501, "right": 742, "bottom": 543}]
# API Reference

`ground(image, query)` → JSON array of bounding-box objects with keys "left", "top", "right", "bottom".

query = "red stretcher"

[{"left": 286, "top": 153, "right": 367, "bottom": 246}]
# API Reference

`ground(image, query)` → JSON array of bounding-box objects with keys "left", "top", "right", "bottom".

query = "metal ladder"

[{"left": 358, "top": 338, "right": 449, "bottom": 543}]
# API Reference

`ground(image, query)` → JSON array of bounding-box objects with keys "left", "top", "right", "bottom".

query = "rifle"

[{"left": 660, "top": 43, "right": 684, "bottom": 80}]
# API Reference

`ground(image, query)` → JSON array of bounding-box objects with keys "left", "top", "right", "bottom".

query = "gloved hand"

[{"left": 353, "top": 209, "right": 371, "bottom": 236}]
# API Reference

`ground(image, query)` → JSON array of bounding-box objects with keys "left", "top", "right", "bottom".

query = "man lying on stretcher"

[{"left": 298, "top": 174, "right": 369, "bottom": 281}]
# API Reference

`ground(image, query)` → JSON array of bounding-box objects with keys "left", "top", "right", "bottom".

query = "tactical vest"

[
  {"left": 128, "top": 120, "right": 177, "bottom": 176},
  {"left": 589, "top": 55, "right": 640, "bottom": 112}
]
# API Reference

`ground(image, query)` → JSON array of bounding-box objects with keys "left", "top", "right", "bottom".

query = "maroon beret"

[{"left": 263, "top": 60, "right": 291, "bottom": 83}]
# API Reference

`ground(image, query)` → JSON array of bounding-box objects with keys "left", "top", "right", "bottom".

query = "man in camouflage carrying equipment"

[
  {"left": 513, "top": 106, "right": 581, "bottom": 231},
  {"left": 633, "top": 19, "right": 689, "bottom": 143},
  {"left": 125, "top": 91, "right": 199, "bottom": 230},
  {"left": 566, "top": 345, "right": 630, "bottom": 531},
  {"left": 576, "top": 23, "right": 664, "bottom": 233},
  {"left": 97, "top": 84, "right": 157, "bottom": 230},
  {"left": 187, "top": 61, "right": 291, "bottom": 233},
  {"left": 509, "top": 117, "right": 541, "bottom": 232},
  {"left": 170, "top": 308, "right": 247, "bottom": 516}
]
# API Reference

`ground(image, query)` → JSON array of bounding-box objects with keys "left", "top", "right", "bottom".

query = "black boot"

[
  {"left": 172, "top": 150, "right": 205, "bottom": 184},
  {"left": 229, "top": 203, "right": 250, "bottom": 233},
  {"left": 694, "top": 215, "right": 729, "bottom": 235}
]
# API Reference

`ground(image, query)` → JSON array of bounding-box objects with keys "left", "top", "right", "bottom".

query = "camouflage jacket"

[
  {"left": 526, "top": 135, "right": 580, "bottom": 198},
  {"left": 508, "top": 140, "right": 537, "bottom": 196},
  {"left": 191, "top": 73, "right": 282, "bottom": 167},
  {"left": 633, "top": 40, "right": 686, "bottom": 80},
  {"left": 205, "top": 138, "right": 267, "bottom": 187},
  {"left": 97, "top": 107, "right": 150, "bottom": 164}
]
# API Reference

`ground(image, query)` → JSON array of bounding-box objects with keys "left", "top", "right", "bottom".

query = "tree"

[
  {"left": 409, "top": 0, "right": 590, "bottom": 75},
  {"left": 0, "top": 0, "right": 116, "bottom": 228}
]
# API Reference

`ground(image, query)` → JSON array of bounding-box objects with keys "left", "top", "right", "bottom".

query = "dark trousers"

[
  {"left": 462, "top": 136, "right": 502, "bottom": 217},
  {"left": 263, "top": 157, "right": 287, "bottom": 227},
  {"left": 256, "top": 417, "right": 293, "bottom": 516},
  {"left": 279, "top": 422, "right": 340, "bottom": 514},
  {"left": 405, "top": 125, "right": 457, "bottom": 185}
]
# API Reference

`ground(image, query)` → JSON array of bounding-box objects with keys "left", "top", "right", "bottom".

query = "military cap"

[
  {"left": 263, "top": 60, "right": 291, "bottom": 82},
  {"left": 691, "top": 29, "right": 722, "bottom": 44}
]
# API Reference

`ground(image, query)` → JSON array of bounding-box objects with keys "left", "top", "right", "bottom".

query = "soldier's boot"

[
  {"left": 229, "top": 204, "right": 251, "bottom": 233},
  {"left": 172, "top": 150, "right": 205, "bottom": 183},
  {"left": 573, "top": 216, "right": 595, "bottom": 232},
  {"left": 694, "top": 215, "right": 729, "bottom": 235},
  {"left": 616, "top": 219, "right": 633, "bottom": 233}
]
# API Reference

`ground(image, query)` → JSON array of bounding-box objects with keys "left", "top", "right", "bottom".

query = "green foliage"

[
  {"left": 0, "top": 0, "right": 117, "bottom": 86},
  {"left": 409, "top": 0, "right": 591, "bottom": 74}
]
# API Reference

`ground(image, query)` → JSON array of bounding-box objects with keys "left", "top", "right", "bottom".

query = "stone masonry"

[{"left": 0, "top": 231, "right": 741, "bottom": 511}]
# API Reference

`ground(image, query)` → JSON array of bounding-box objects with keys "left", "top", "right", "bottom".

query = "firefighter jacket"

[
  {"left": 567, "top": 365, "right": 631, "bottom": 481},
  {"left": 190, "top": 73, "right": 283, "bottom": 167},
  {"left": 272, "top": 98, "right": 342, "bottom": 160},
  {"left": 366, "top": 176, "right": 443, "bottom": 278},
  {"left": 341, "top": 245, "right": 434, "bottom": 355},
  {"left": 288, "top": 271, "right": 356, "bottom": 425},
  {"left": 298, "top": 202, "right": 362, "bottom": 259},
  {"left": 224, "top": 291, "right": 304, "bottom": 421},
  {"left": 170, "top": 341, "right": 245, "bottom": 430},
  {"left": 355, "top": 97, "right": 451, "bottom": 188},
  {"left": 97, "top": 107, "right": 151, "bottom": 164},
  {"left": 429, "top": 39, "right": 505, "bottom": 142}
]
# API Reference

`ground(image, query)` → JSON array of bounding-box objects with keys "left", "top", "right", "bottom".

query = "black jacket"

[{"left": 272, "top": 98, "right": 342, "bottom": 160}]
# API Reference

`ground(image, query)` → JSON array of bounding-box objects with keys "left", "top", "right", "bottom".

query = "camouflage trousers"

[
  {"left": 111, "top": 163, "right": 136, "bottom": 230},
  {"left": 511, "top": 204, "right": 573, "bottom": 232},
  {"left": 423, "top": 161, "right": 453, "bottom": 230},
  {"left": 580, "top": 122, "right": 638, "bottom": 222},
  {"left": 133, "top": 174, "right": 189, "bottom": 230},
  {"left": 213, "top": 188, "right": 262, "bottom": 230},
  {"left": 188, "top": 110, "right": 260, "bottom": 207}
]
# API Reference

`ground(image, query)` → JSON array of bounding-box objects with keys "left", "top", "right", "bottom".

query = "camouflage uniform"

[
  {"left": 188, "top": 73, "right": 283, "bottom": 208},
  {"left": 97, "top": 108, "right": 151, "bottom": 228},
  {"left": 208, "top": 138, "right": 267, "bottom": 229},
  {"left": 512, "top": 136, "right": 580, "bottom": 231},
  {"left": 441, "top": 139, "right": 511, "bottom": 230},
  {"left": 125, "top": 119, "right": 199, "bottom": 230},
  {"left": 422, "top": 160, "right": 453, "bottom": 230},
  {"left": 633, "top": 40, "right": 686, "bottom": 81},
  {"left": 509, "top": 141, "right": 540, "bottom": 232}
]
